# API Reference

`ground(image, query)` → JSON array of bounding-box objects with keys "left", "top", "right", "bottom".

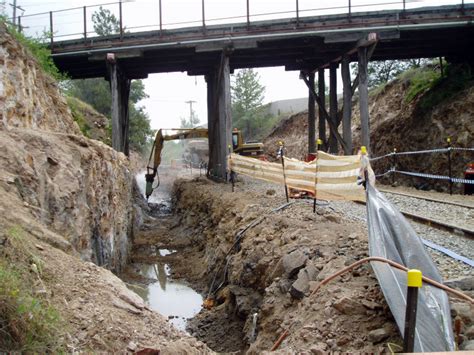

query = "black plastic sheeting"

[{"left": 366, "top": 184, "right": 455, "bottom": 351}]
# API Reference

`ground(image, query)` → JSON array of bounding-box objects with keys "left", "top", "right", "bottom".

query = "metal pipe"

[
  {"left": 296, "top": 0, "right": 299, "bottom": 26},
  {"left": 51, "top": 20, "right": 474, "bottom": 57},
  {"left": 83, "top": 6, "right": 87, "bottom": 40},
  {"left": 159, "top": 0, "right": 163, "bottom": 35},
  {"left": 49, "top": 11, "right": 53, "bottom": 45},
  {"left": 119, "top": 0, "right": 123, "bottom": 39},
  {"left": 202, "top": 0, "right": 206, "bottom": 31},
  {"left": 246, "top": 0, "right": 250, "bottom": 28}
]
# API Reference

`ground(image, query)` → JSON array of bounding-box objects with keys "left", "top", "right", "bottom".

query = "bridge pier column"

[
  {"left": 328, "top": 62, "right": 339, "bottom": 153},
  {"left": 341, "top": 54, "right": 353, "bottom": 155},
  {"left": 206, "top": 53, "right": 232, "bottom": 180},
  {"left": 107, "top": 53, "right": 131, "bottom": 156},
  {"left": 307, "top": 71, "right": 316, "bottom": 155},
  {"left": 358, "top": 46, "right": 370, "bottom": 151},
  {"left": 318, "top": 68, "right": 326, "bottom": 150}
]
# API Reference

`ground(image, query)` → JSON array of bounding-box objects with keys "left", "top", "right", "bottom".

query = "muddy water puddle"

[
  {"left": 129, "top": 173, "right": 204, "bottom": 331},
  {"left": 125, "top": 249, "right": 203, "bottom": 331}
]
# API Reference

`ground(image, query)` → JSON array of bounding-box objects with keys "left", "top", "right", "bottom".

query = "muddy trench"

[{"left": 121, "top": 168, "right": 406, "bottom": 353}]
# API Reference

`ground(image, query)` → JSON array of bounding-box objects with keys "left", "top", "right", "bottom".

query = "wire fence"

[
  {"left": 10, "top": 0, "right": 474, "bottom": 44},
  {"left": 369, "top": 145, "right": 474, "bottom": 194}
]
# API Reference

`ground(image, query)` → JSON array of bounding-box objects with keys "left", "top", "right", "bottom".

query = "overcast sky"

[{"left": 4, "top": 0, "right": 469, "bottom": 129}]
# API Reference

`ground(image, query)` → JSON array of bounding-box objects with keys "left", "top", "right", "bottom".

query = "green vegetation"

[
  {"left": 403, "top": 66, "right": 441, "bottom": 103},
  {"left": 65, "top": 9, "right": 153, "bottom": 153},
  {"left": 404, "top": 63, "right": 473, "bottom": 114},
  {"left": 3, "top": 20, "right": 67, "bottom": 81},
  {"left": 66, "top": 96, "right": 92, "bottom": 137},
  {"left": 231, "top": 69, "right": 276, "bottom": 140},
  {"left": 0, "top": 227, "right": 63, "bottom": 353}
]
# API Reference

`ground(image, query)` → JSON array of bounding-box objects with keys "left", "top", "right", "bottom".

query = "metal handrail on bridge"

[{"left": 13, "top": 0, "right": 471, "bottom": 45}]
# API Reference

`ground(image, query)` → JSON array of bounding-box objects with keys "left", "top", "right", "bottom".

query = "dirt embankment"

[
  {"left": 263, "top": 111, "right": 309, "bottom": 160},
  {"left": 165, "top": 178, "right": 404, "bottom": 353},
  {"left": 263, "top": 69, "right": 473, "bottom": 192}
]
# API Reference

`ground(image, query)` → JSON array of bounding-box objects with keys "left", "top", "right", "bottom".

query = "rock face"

[
  {"left": 0, "top": 25, "right": 133, "bottom": 272},
  {"left": 0, "top": 25, "right": 80, "bottom": 134}
]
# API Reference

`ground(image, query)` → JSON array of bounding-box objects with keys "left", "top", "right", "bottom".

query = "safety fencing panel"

[{"left": 228, "top": 151, "right": 365, "bottom": 201}]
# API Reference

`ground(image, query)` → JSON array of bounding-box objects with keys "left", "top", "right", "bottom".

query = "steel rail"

[
  {"left": 355, "top": 200, "right": 474, "bottom": 238},
  {"left": 378, "top": 188, "right": 474, "bottom": 209}
]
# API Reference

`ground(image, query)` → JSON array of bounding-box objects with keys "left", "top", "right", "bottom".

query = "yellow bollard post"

[{"left": 403, "top": 269, "right": 422, "bottom": 352}]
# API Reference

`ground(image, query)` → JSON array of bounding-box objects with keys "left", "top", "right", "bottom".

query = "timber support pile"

[
  {"left": 107, "top": 53, "right": 131, "bottom": 156},
  {"left": 206, "top": 50, "right": 232, "bottom": 180}
]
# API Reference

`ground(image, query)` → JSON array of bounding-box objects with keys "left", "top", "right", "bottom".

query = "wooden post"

[
  {"left": 329, "top": 62, "right": 338, "bottom": 153},
  {"left": 301, "top": 74, "right": 348, "bottom": 153},
  {"left": 403, "top": 269, "right": 422, "bottom": 352},
  {"left": 447, "top": 137, "right": 453, "bottom": 195},
  {"left": 107, "top": 54, "right": 131, "bottom": 156},
  {"left": 207, "top": 53, "right": 232, "bottom": 180},
  {"left": 318, "top": 68, "right": 326, "bottom": 149},
  {"left": 217, "top": 54, "right": 232, "bottom": 180},
  {"left": 358, "top": 46, "right": 370, "bottom": 151},
  {"left": 206, "top": 73, "right": 217, "bottom": 177},
  {"left": 341, "top": 55, "right": 353, "bottom": 155},
  {"left": 308, "top": 72, "right": 316, "bottom": 155}
]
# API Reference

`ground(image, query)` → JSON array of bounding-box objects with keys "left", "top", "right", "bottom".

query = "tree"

[
  {"left": 352, "top": 59, "right": 432, "bottom": 89},
  {"left": 92, "top": 6, "right": 120, "bottom": 36},
  {"left": 231, "top": 69, "right": 266, "bottom": 139}
]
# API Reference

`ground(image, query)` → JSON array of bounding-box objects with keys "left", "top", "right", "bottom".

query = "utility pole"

[{"left": 185, "top": 100, "right": 196, "bottom": 122}]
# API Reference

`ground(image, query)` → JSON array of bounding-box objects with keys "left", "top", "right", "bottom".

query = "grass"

[
  {"left": 0, "top": 227, "right": 64, "bottom": 353},
  {"left": 66, "top": 96, "right": 92, "bottom": 137},
  {"left": 402, "top": 63, "right": 473, "bottom": 114},
  {"left": 1, "top": 17, "right": 67, "bottom": 82},
  {"left": 403, "top": 66, "right": 441, "bottom": 104}
]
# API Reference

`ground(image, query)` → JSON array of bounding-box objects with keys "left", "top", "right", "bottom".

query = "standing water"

[{"left": 124, "top": 171, "right": 203, "bottom": 332}]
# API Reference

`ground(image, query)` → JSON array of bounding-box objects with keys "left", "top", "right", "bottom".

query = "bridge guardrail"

[{"left": 12, "top": 0, "right": 473, "bottom": 45}]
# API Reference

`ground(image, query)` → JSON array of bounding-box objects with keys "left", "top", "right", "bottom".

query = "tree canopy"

[
  {"left": 66, "top": 7, "right": 152, "bottom": 153},
  {"left": 231, "top": 69, "right": 272, "bottom": 140},
  {"left": 92, "top": 7, "right": 120, "bottom": 36}
]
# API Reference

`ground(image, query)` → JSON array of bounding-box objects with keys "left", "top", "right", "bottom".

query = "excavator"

[{"left": 145, "top": 128, "right": 264, "bottom": 199}]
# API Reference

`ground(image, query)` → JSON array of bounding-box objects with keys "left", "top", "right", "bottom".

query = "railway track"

[
  {"left": 356, "top": 189, "right": 474, "bottom": 238},
  {"left": 378, "top": 188, "right": 474, "bottom": 209}
]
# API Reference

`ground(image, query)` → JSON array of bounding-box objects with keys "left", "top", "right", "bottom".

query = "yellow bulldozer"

[{"left": 145, "top": 128, "right": 264, "bottom": 199}]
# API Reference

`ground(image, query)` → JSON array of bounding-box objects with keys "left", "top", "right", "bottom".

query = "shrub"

[{"left": 0, "top": 227, "right": 64, "bottom": 352}]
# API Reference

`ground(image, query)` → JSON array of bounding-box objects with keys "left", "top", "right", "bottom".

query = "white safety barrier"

[{"left": 228, "top": 151, "right": 366, "bottom": 201}]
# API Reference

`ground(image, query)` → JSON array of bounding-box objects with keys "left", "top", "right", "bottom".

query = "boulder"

[
  {"left": 332, "top": 297, "right": 366, "bottom": 315},
  {"left": 368, "top": 328, "right": 390, "bottom": 343},
  {"left": 282, "top": 249, "right": 308, "bottom": 277},
  {"left": 290, "top": 264, "right": 319, "bottom": 299}
]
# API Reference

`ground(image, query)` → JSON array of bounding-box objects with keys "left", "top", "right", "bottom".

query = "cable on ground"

[{"left": 270, "top": 256, "right": 473, "bottom": 351}]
